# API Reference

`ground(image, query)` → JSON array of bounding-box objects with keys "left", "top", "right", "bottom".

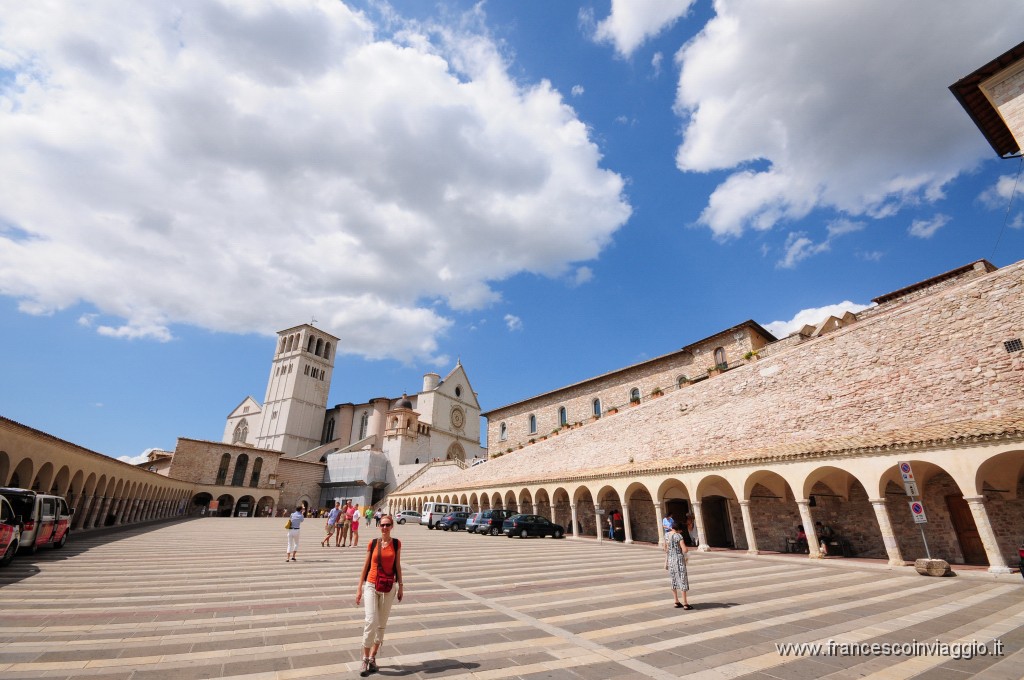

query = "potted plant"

[
  {"left": 707, "top": 365, "right": 722, "bottom": 377},
  {"left": 607, "top": 407, "right": 619, "bottom": 415},
  {"left": 630, "top": 396, "right": 641, "bottom": 406},
  {"left": 744, "top": 351, "right": 759, "bottom": 361},
  {"left": 651, "top": 387, "right": 663, "bottom": 397}
]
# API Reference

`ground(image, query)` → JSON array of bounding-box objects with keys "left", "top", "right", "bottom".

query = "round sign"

[
  {"left": 900, "top": 462, "right": 912, "bottom": 474},
  {"left": 911, "top": 502, "right": 923, "bottom": 513}
]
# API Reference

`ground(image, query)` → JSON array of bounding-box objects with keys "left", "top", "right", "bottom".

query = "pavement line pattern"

[{"left": 1, "top": 517, "right": 1022, "bottom": 680}]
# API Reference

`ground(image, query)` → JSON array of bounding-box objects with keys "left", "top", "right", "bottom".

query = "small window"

[
  {"left": 714, "top": 347, "right": 727, "bottom": 369},
  {"left": 1005, "top": 339, "right": 1023, "bottom": 353},
  {"left": 629, "top": 387, "right": 640, "bottom": 402},
  {"left": 677, "top": 375, "right": 687, "bottom": 388},
  {"left": 528, "top": 414, "right": 537, "bottom": 434},
  {"left": 499, "top": 422, "right": 507, "bottom": 441},
  {"left": 558, "top": 406, "right": 567, "bottom": 426},
  {"left": 593, "top": 399, "right": 601, "bottom": 417},
  {"left": 455, "top": 385, "right": 462, "bottom": 397}
]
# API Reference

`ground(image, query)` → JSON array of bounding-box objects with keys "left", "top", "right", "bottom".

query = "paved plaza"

[{"left": 1, "top": 518, "right": 1023, "bottom": 680}]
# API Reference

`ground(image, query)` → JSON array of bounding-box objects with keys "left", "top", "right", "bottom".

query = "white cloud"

[
  {"left": 0, "top": 1, "right": 631, "bottom": 362},
  {"left": 504, "top": 314, "right": 522, "bottom": 332},
  {"left": 594, "top": 0, "right": 696, "bottom": 58},
  {"left": 571, "top": 84, "right": 584, "bottom": 97},
  {"left": 651, "top": 52, "right": 664, "bottom": 77},
  {"left": 763, "top": 301, "right": 872, "bottom": 338},
  {"left": 908, "top": 214, "right": 950, "bottom": 239},
  {"left": 978, "top": 175, "right": 1019, "bottom": 209},
  {"left": 118, "top": 450, "right": 151, "bottom": 465},
  {"left": 777, "top": 218, "right": 864, "bottom": 268},
  {"left": 674, "top": 1, "right": 1024, "bottom": 238},
  {"left": 572, "top": 266, "right": 594, "bottom": 286}
]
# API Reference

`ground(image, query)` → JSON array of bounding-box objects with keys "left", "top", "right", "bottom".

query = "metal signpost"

[{"left": 899, "top": 461, "right": 930, "bottom": 558}]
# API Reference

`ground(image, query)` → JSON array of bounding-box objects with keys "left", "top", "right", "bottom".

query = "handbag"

[
  {"left": 366, "top": 538, "right": 399, "bottom": 593},
  {"left": 285, "top": 519, "right": 292, "bottom": 529}
]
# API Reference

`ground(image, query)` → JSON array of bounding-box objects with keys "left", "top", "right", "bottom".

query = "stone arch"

[
  {"left": 974, "top": 448, "right": 1024, "bottom": 563},
  {"left": 216, "top": 493, "right": 235, "bottom": 517},
  {"left": 479, "top": 493, "right": 490, "bottom": 510},
  {"left": 235, "top": 495, "right": 256, "bottom": 517},
  {"left": 974, "top": 449, "right": 1024, "bottom": 499},
  {"left": 0, "top": 450, "right": 9, "bottom": 486},
  {"left": 446, "top": 442, "right": 465, "bottom": 461},
  {"left": 695, "top": 474, "right": 739, "bottom": 549},
  {"left": 535, "top": 488, "right": 551, "bottom": 520},
  {"left": 33, "top": 461, "right": 55, "bottom": 493},
  {"left": 551, "top": 487, "right": 571, "bottom": 533},
  {"left": 459, "top": 493, "right": 468, "bottom": 505},
  {"left": 572, "top": 484, "right": 596, "bottom": 537},
  {"left": 743, "top": 469, "right": 799, "bottom": 553},
  {"left": 9, "top": 456, "right": 32, "bottom": 488},
  {"left": 623, "top": 481, "right": 657, "bottom": 543},
  {"left": 52, "top": 465, "right": 72, "bottom": 496},
  {"left": 68, "top": 469, "right": 85, "bottom": 499},
  {"left": 469, "top": 493, "right": 479, "bottom": 511},
  {"left": 657, "top": 477, "right": 692, "bottom": 537},
  {"left": 491, "top": 492, "right": 502, "bottom": 510},
  {"left": 504, "top": 490, "right": 517, "bottom": 512},
  {"left": 518, "top": 488, "right": 533, "bottom": 514}
]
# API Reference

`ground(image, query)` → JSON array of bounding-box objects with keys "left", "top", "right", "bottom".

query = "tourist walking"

[
  {"left": 286, "top": 505, "right": 304, "bottom": 562},
  {"left": 323, "top": 501, "right": 340, "bottom": 547},
  {"left": 339, "top": 500, "right": 354, "bottom": 547},
  {"left": 356, "top": 514, "right": 404, "bottom": 676},
  {"left": 664, "top": 520, "right": 691, "bottom": 609},
  {"left": 351, "top": 505, "right": 360, "bottom": 547}
]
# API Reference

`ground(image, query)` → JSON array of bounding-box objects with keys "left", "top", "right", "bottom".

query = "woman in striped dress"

[{"left": 665, "top": 520, "right": 692, "bottom": 609}]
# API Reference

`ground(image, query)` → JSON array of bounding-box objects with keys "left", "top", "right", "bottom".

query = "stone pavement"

[{"left": 1, "top": 517, "right": 1022, "bottom": 680}]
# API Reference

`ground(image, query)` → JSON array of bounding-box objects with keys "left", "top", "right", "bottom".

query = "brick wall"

[{"left": 169, "top": 438, "right": 281, "bottom": 487}]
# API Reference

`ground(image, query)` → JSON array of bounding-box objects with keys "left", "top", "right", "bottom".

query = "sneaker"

[
  {"left": 367, "top": 657, "right": 378, "bottom": 674},
  {"left": 359, "top": 658, "right": 370, "bottom": 677}
]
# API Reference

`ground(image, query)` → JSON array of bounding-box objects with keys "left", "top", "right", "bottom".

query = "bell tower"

[{"left": 254, "top": 324, "right": 338, "bottom": 456}]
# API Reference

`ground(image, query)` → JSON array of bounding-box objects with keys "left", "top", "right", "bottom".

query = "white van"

[
  {"left": 0, "top": 488, "right": 73, "bottom": 554},
  {"left": 420, "top": 502, "right": 470, "bottom": 529}
]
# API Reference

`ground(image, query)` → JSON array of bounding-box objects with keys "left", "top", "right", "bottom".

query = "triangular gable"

[
  {"left": 227, "top": 396, "right": 262, "bottom": 419},
  {"left": 436, "top": 363, "right": 480, "bottom": 408}
]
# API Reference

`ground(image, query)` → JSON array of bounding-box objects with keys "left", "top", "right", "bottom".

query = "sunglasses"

[{"left": 380, "top": 523, "right": 393, "bottom": 528}]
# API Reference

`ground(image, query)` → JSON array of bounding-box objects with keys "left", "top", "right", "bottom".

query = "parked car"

[
  {"left": 0, "top": 488, "right": 73, "bottom": 553},
  {"left": 437, "top": 511, "right": 470, "bottom": 531},
  {"left": 474, "top": 509, "right": 514, "bottom": 536},
  {"left": 395, "top": 510, "right": 421, "bottom": 525},
  {"left": 0, "top": 495, "right": 20, "bottom": 567},
  {"left": 465, "top": 512, "right": 484, "bottom": 533},
  {"left": 502, "top": 514, "right": 565, "bottom": 539},
  {"left": 420, "top": 502, "right": 470, "bottom": 529}
]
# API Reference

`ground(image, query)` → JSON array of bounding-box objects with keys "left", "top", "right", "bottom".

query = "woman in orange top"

[{"left": 355, "top": 514, "right": 404, "bottom": 676}]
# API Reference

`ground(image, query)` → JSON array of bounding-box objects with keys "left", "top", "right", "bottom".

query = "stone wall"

[
  {"left": 169, "top": 438, "right": 281, "bottom": 487},
  {"left": 277, "top": 458, "right": 327, "bottom": 512},
  {"left": 487, "top": 327, "right": 766, "bottom": 453}
]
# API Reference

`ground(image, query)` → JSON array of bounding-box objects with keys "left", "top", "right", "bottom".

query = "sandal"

[
  {"left": 674, "top": 602, "right": 683, "bottom": 608},
  {"left": 682, "top": 604, "right": 693, "bottom": 610}
]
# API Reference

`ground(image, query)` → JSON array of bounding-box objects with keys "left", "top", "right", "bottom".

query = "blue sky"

[{"left": 1, "top": 1, "right": 1022, "bottom": 461}]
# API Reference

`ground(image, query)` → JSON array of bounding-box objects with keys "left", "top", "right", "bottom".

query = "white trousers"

[
  {"left": 362, "top": 582, "right": 397, "bottom": 648},
  {"left": 286, "top": 529, "right": 300, "bottom": 553}
]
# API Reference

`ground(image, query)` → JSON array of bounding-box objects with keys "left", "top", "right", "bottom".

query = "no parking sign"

[{"left": 909, "top": 500, "right": 927, "bottom": 524}]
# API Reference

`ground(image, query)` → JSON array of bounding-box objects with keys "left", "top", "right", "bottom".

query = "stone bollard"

[{"left": 914, "top": 558, "right": 953, "bottom": 577}]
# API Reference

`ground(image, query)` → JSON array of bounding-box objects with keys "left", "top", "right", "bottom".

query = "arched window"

[
  {"left": 593, "top": 399, "right": 602, "bottom": 417},
  {"left": 286, "top": 335, "right": 294, "bottom": 352},
  {"left": 324, "top": 342, "right": 332, "bottom": 360},
  {"left": 325, "top": 418, "right": 335, "bottom": 442},
  {"left": 677, "top": 375, "right": 688, "bottom": 388},
  {"left": 231, "top": 454, "right": 249, "bottom": 486},
  {"left": 499, "top": 423, "right": 507, "bottom": 441},
  {"left": 249, "top": 457, "right": 263, "bottom": 487},
  {"left": 358, "top": 411, "right": 369, "bottom": 440},
  {"left": 714, "top": 347, "right": 726, "bottom": 369},
  {"left": 447, "top": 442, "right": 465, "bottom": 461},
  {"left": 315, "top": 338, "right": 323, "bottom": 356},
  {"left": 558, "top": 406, "right": 567, "bottom": 426},
  {"left": 528, "top": 414, "right": 537, "bottom": 434},
  {"left": 232, "top": 418, "right": 248, "bottom": 444},
  {"left": 215, "top": 454, "right": 231, "bottom": 485},
  {"left": 307, "top": 336, "right": 315, "bottom": 353},
  {"left": 278, "top": 338, "right": 286, "bottom": 354},
  {"left": 630, "top": 387, "right": 640, "bottom": 402}
]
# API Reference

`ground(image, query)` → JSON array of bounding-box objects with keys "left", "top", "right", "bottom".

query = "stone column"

[
  {"left": 532, "top": 503, "right": 539, "bottom": 516},
  {"left": 653, "top": 502, "right": 665, "bottom": 548},
  {"left": 964, "top": 496, "right": 1012, "bottom": 574},
  {"left": 869, "top": 498, "right": 905, "bottom": 566},
  {"left": 622, "top": 504, "right": 634, "bottom": 544},
  {"left": 117, "top": 498, "right": 134, "bottom": 525},
  {"left": 88, "top": 496, "right": 107, "bottom": 529},
  {"left": 691, "top": 501, "right": 710, "bottom": 552},
  {"left": 75, "top": 495, "right": 95, "bottom": 530},
  {"left": 92, "top": 497, "right": 110, "bottom": 528},
  {"left": 739, "top": 500, "right": 758, "bottom": 555},
  {"left": 796, "top": 500, "right": 822, "bottom": 558},
  {"left": 594, "top": 504, "right": 603, "bottom": 542},
  {"left": 569, "top": 503, "right": 579, "bottom": 540}
]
